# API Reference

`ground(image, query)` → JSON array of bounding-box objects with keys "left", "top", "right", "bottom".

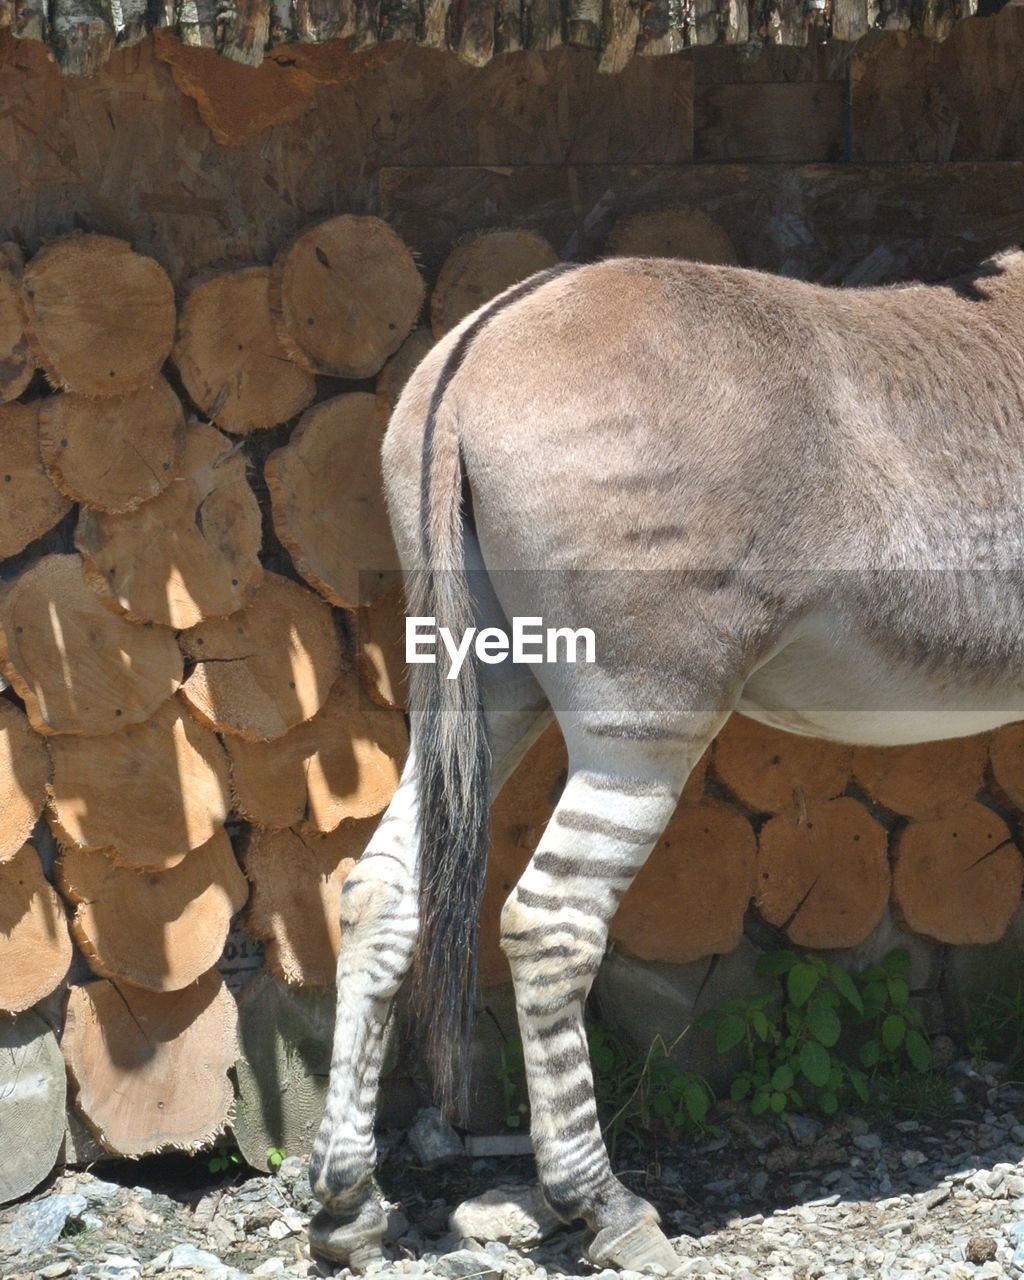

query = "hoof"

[
  {"left": 586, "top": 1218, "right": 680, "bottom": 1274},
  {"left": 309, "top": 1201, "right": 387, "bottom": 1271}
]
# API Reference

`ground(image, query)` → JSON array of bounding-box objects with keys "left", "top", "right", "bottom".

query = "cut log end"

[
  {"left": 0, "top": 842, "right": 73, "bottom": 1013},
  {"left": 179, "top": 571, "right": 344, "bottom": 742},
  {"left": 605, "top": 205, "right": 739, "bottom": 265},
  {"left": 853, "top": 734, "right": 989, "bottom": 820},
  {"left": 0, "top": 401, "right": 73, "bottom": 560},
  {"left": 430, "top": 229, "right": 560, "bottom": 338},
  {"left": 174, "top": 267, "right": 316, "bottom": 434},
  {"left": 39, "top": 378, "right": 186, "bottom": 513},
  {"left": 0, "top": 697, "right": 50, "bottom": 862},
  {"left": 22, "top": 234, "right": 175, "bottom": 397},
  {"left": 892, "top": 801, "right": 1022, "bottom": 944},
  {"left": 59, "top": 830, "right": 247, "bottom": 992},
  {"left": 62, "top": 970, "right": 238, "bottom": 1156},
  {"left": 0, "top": 554, "right": 183, "bottom": 736},
  {"left": 266, "top": 393, "right": 399, "bottom": 610},
  {"left": 714, "top": 712, "right": 852, "bottom": 815},
  {"left": 76, "top": 423, "right": 263, "bottom": 628},
  {"left": 245, "top": 822, "right": 372, "bottom": 985},
  {"left": 0, "top": 1011, "right": 67, "bottom": 1206},
  {"left": 0, "top": 242, "right": 34, "bottom": 403},
  {"left": 356, "top": 585, "right": 408, "bottom": 711},
  {"left": 375, "top": 327, "right": 434, "bottom": 412},
  {"left": 270, "top": 215, "right": 425, "bottom": 379}
]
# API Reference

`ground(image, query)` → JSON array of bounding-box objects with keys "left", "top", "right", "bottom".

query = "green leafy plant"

[
  {"left": 208, "top": 1145, "right": 242, "bottom": 1175},
  {"left": 266, "top": 1145, "right": 287, "bottom": 1171},
  {"left": 966, "top": 981, "right": 1024, "bottom": 1074},
  {"left": 701, "top": 947, "right": 932, "bottom": 1121},
  {"left": 496, "top": 1038, "right": 530, "bottom": 1130}
]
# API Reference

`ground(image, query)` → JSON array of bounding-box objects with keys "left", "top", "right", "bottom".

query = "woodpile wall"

[{"left": 2, "top": 9, "right": 1024, "bottom": 1198}]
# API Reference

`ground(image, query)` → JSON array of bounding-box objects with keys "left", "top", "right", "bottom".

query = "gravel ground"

[{"left": 5, "top": 1059, "right": 1024, "bottom": 1280}]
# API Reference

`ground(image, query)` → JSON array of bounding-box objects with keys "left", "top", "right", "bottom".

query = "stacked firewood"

[{"left": 1, "top": 207, "right": 1021, "bottom": 1196}]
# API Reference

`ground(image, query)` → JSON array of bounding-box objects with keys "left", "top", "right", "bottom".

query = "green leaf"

[
  {"left": 806, "top": 1001, "right": 842, "bottom": 1048},
  {"left": 750, "top": 1089, "right": 770, "bottom": 1116},
  {"left": 716, "top": 1013, "right": 746, "bottom": 1055},
  {"left": 883, "top": 948, "right": 910, "bottom": 977},
  {"left": 788, "top": 962, "right": 820, "bottom": 1008},
  {"left": 820, "top": 1090, "right": 839, "bottom": 1115},
  {"left": 684, "top": 1082, "right": 710, "bottom": 1125},
  {"left": 751, "top": 1011, "right": 771, "bottom": 1042},
  {"left": 882, "top": 1014, "right": 906, "bottom": 1052},
  {"left": 758, "top": 951, "right": 797, "bottom": 978},
  {"left": 799, "top": 1039, "right": 831, "bottom": 1087},
  {"left": 771, "top": 1064, "right": 794, "bottom": 1091},
  {"left": 848, "top": 1068, "right": 870, "bottom": 1103},
  {"left": 906, "top": 1029, "right": 932, "bottom": 1073},
  {"left": 831, "top": 967, "right": 864, "bottom": 1014},
  {"left": 887, "top": 977, "right": 910, "bottom": 1008},
  {"left": 859, "top": 1038, "right": 881, "bottom": 1068},
  {"left": 730, "top": 1075, "right": 752, "bottom": 1101},
  {"left": 770, "top": 1090, "right": 787, "bottom": 1113}
]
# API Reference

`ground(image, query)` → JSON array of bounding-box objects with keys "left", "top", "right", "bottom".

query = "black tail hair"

[{"left": 409, "top": 262, "right": 578, "bottom": 1119}]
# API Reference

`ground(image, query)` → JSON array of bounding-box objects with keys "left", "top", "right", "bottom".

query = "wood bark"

[
  {"left": 48, "top": 695, "right": 231, "bottom": 867},
  {"left": 605, "top": 204, "right": 739, "bottom": 264},
  {"left": 0, "top": 402, "right": 73, "bottom": 560},
  {"left": 173, "top": 266, "right": 316, "bottom": 435},
  {"left": 0, "top": 697, "right": 50, "bottom": 863},
  {"left": 51, "top": 0, "right": 115, "bottom": 74},
  {"left": 756, "top": 796, "right": 891, "bottom": 949},
  {"left": 0, "top": 1011, "right": 67, "bottom": 1208},
  {"left": 227, "top": 673, "right": 407, "bottom": 831},
  {"left": 430, "top": 229, "right": 559, "bottom": 337},
  {"left": 0, "top": 554, "right": 183, "bottom": 736},
  {"left": 852, "top": 733, "right": 989, "bottom": 820},
  {"left": 419, "top": 0, "right": 452, "bottom": 45},
  {"left": 356, "top": 583, "right": 408, "bottom": 710},
  {"left": 0, "top": 242, "right": 34, "bottom": 402},
  {"left": 62, "top": 970, "right": 237, "bottom": 1155},
  {"left": 39, "top": 377, "right": 186, "bottom": 514},
  {"left": 714, "top": 713, "right": 852, "bottom": 816},
  {"left": 892, "top": 801, "right": 1022, "bottom": 944},
  {"left": 244, "top": 821, "right": 372, "bottom": 985},
  {"left": 0, "top": 842, "right": 73, "bottom": 1013},
  {"left": 457, "top": 0, "right": 495, "bottom": 63},
  {"left": 376, "top": 327, "right": 434, "bottom": 412},
  {"left": 216, "top": 0, "right": 271, "bottom": 64},
  {"left": 598, "top": 0, "right": 641, "bottom": 72},
  {"left": 269, "top": 215, "right": 425, "bottom": 379},
  {"left": 22, "top": 234, "right": 175, "bottom": 396},
  {"left": 179, "top": 571, "right": 344, "bottom": 741},
  {"left": 266, "top": 393, "right": 400, "bottom": 609},
  {"left": 76, "top": 423, "right": 263, "bottom": 628},
  {"left": 59, "top": 831, "right": 248, "bottom": 992},
  {"left": 611, "top": 799, "right": 757, "bottom": 964}
]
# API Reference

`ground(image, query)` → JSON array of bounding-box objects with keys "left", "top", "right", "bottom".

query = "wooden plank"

[{"left": 695, "top": 80, "right": 844, "bottom": 161}]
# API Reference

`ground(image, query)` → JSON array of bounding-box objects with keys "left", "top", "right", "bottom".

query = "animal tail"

[{"left": 408, "top": 262, "right": 578, "bottom": 1119}]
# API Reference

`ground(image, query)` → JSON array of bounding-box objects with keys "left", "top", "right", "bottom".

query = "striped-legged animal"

[{"left": 309, "top": 252, "right": 1024, "bottom": 1273}]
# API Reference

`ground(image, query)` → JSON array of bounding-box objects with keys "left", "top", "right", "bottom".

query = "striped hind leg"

[{"left": 500, "top": 731, "right": 716, "bottom": 1274}]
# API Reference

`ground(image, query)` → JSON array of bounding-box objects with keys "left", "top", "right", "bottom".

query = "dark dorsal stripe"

[{"left": 419, "top": 261, "right": 580, "bottom": 557}]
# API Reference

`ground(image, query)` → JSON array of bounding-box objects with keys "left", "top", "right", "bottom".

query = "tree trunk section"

[
  {"left": 606, "top": 204, "right": 739, "bottom": 264},
  {"left": 0, "top": 698, "right": 50, "bottom": 863},
  {"left": 356, "top": 583, "right": 409, "bottom": 710},
  {"left": 0, "top": 242, "right": 34, "bottom": 402},
  {"left": 714, "top": 712, "right": 852, "bottom": 816},
  {"left": 0, "top": 402, "right": 73, "bottom": 559},
  {"left": 0, "top": 842, "right": 73, "bottom": 1012},
  {"left": 430, "top": 229, "right": 559, "bottom": 337},
  {"left": 852, "top": 733, "right": 989, "bottom": 820},
  {"left": 0, "top": 1011, "right": 66, "bottom": 1207}
]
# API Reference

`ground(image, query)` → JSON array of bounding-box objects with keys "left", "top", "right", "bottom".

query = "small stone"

[
  {"left": 451, "top": 1184, "right": 561, "bottom": 1248},
  {"left": 967, "top": 1235, "right": 998, "bottom": 1264},
  {"left": 267, "top": 1218, "right": 294, "bottom": 1239},
  {"left": 164, "top": 1243, "right": 228, "bottom": 1271},
  {"left": 254, "top": 1262, "right": 286, "bottom": 1278},
  {"left": 853, "top": 1134, "right": 882, "bottom": 1151},
  {"left": 408, "top": 1107, "right": 464, "bottom": 1166},
  {"left": 38, "top": 1264, "right": 73, "bottom": 1279},
  {"left": 431, "top": 1248, "right": 501, "bottom": 1279},
  {"left": 8, "top": 1194, "right": 88, "bottom": 1251}
]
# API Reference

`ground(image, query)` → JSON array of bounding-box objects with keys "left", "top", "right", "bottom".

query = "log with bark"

[
  {"left": 173, "top": 266, "right": 316, "bottom": 434},
  {"left": 270, "top": 215, "right": 425, "bottom": 379},
  {"left": 0, "top": 242, "right": 34, "bottom": 402},
  {"left": 755, "top": 796, "right": 891, "bottom": 949},
  {"left": 179, "top": 571, "right": 344, "bottom": 741},
  {"left": 227, "top": 673, "right": 407, "bottom": 831},
  {"left": 58, "top": 831, "right": 248, "bottom": 992},
  {"left": 430, "top": 229, "right": 559, "bottom": 337},
  {"left": 376, "top": 327, "right": 434, "bottom": 412},
  {"left": 48, "top": 696, "right": 231, "bottom": 868},
  {"left": 266, "top": 393, "right": 400, "bottom": 609},
  {"left": 21, "top": 234, "right": 175, "bottom": 396},
  {"left": 244, "top": 821, "right": 373, "bottom": 985},
  {"left": 0, "top": 401, "right": 74, "bottom": 559},
  {"left": 852, "top": 734, "right": 989, "bottom": 820},
  {"left": 0, "top": 841, "right": 73, "bottom": 1013},
  {"left": 605, "top": 204, "right": 739, "bottom": 264},
  {"left": 714, "top": 712, "right": 852, "bottom": 815},
  {"left": 892, "top": 801, "right": 1022, "bottom": 944},
  {"left": 0, "top": 554, "right": 183, "bottom": 736},
  {"left": 39, "top": 377, "right": 186, "bottom": 514},
  {"left": 611, "top": 798, "right": 756, "bottom": 964},
  {"left": 62, "top": 970, "right": 238, "bottom": 1155},
  {"left": 76, "top": 423, "right": 263, "bottom": 628},
  {"left": 0, "top": 1011, "right": 67, "bottom": 1206},
  {"left": 0, "top": 697, "right": 50, "bottom": 862}
]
